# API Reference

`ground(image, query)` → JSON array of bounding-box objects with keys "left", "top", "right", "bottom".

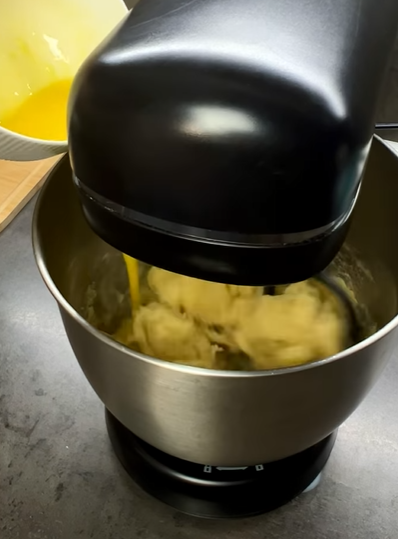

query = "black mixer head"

[{"left": 68, "top": 0, "right": 398, "bottom": 285}]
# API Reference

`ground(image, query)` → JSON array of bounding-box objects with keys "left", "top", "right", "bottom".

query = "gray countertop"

[{"left": 1, "top": 198, "right": 398, "bottom": 539}]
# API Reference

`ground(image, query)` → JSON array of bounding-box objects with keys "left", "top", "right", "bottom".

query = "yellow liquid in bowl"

[{"left": 0, "top": 79, "right": 72, "bottom": 141}]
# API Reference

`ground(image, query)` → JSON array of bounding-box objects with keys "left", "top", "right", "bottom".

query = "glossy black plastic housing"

[{"left": 69, "top": 0, "right": 398, "bottom": 284}]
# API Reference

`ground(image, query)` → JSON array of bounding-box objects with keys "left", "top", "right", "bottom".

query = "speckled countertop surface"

[{"left": 1, "top": 190, "right": 398, "bottom": 539}]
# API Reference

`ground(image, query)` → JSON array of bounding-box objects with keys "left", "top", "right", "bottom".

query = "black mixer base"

[{"left": 106, "top": 410, "right": 336, "bottom": 519}]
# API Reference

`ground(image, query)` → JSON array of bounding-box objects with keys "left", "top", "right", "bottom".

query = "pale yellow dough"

[
  {"left": 148, "top": 267, "right": 262, "bottom": 326},
  {"left": 133, "top": 302, "right": 217, "bottom": 368},
  {"left": 232, "top": 280, "right": 345, "bottom": 369},
  {"left": 123, "top": 267, "right": 348, "bottom": 371}
]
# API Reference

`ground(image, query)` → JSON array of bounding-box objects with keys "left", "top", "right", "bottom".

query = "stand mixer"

[{"left": 33, "top": 0, "right": 398, "bottom": 518}]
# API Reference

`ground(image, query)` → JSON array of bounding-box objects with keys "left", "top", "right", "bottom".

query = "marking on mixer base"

[
  {"left": 216, "top": 467, "right": 249, "bottom": 471},
  {"left": 255, "top": 465, "right": 265, "bottom": 471},
  {"left": 203, "top": 465, "right": 212, "bottom": 473}
]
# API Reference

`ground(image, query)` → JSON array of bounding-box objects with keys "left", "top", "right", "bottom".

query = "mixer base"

[{"left": 106, "top": 410, "right": 336, "bottom": 519}]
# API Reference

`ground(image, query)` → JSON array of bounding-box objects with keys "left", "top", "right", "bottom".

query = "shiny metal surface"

[{"left": 33, "top": 137, "right": 398, "bottom": 466}]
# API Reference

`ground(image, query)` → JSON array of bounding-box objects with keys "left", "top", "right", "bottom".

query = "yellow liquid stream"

[
  {"left": 123, "top": 254, "right": 141, "bottom": 316},
  {"left": 0, "top": 79, "right": 72, "bottom": 141}
]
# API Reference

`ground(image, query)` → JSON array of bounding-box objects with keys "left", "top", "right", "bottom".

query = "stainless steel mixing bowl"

[{"left": 33, "top": 137, "right": 398, "bottom": 466}]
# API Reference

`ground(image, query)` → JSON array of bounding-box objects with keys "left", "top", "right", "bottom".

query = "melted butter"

[
  {"left": 0, "top": 0, "right": 127, "bottom": 141},
  {"left": 0, "top": 79, "right": 72, "bottom": 140},
  {"left": 123, "top": 254, "right": 141, "bottom": 317}
]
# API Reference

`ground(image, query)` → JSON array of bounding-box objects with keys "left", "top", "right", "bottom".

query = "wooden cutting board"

[{"left": 0, "top": 155, "right": 61, "bottom": 233}]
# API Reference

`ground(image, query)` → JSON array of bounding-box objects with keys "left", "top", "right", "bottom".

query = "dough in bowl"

[
  {"left": 232, "top": 280, "right": 346, "bottom": 369},
  {"left": 111, "top": 266, "right": 350, "bottom": 371},
  {"left": 133, "top": 302, "right": 217, "bottom": 369}
]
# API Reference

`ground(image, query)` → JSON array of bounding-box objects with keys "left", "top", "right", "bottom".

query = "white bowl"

[
  {"left": 0, "top": 0, "right": 128, "bottom": 161},
  {"left": 0, "top": 126, "right": 68, "bottom": 161}
]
